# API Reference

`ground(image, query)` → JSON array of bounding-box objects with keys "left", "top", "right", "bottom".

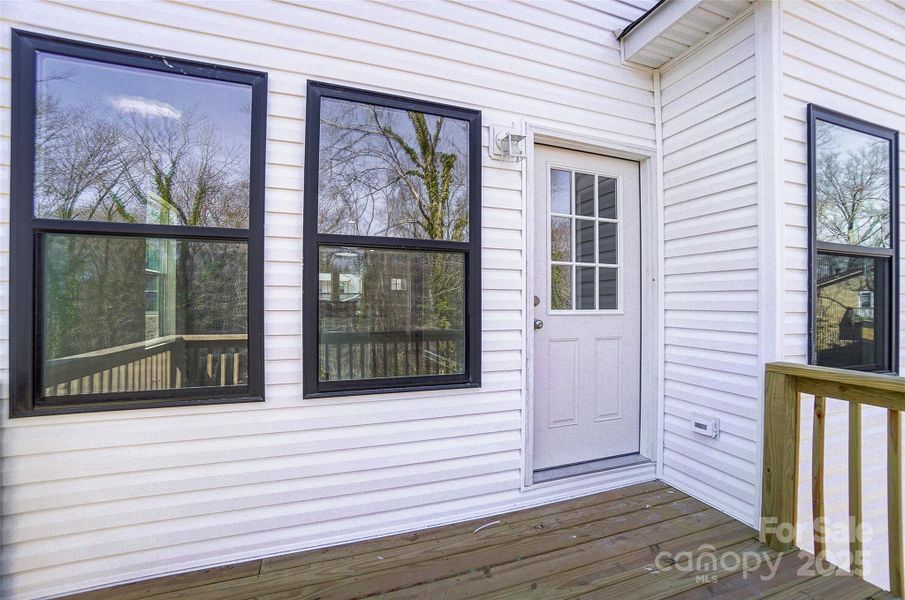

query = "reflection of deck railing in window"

[
  {"left": 319, "top": 329, "right": 464, "bottom": 381},
  {"left": 43, "top": 334, "right": 248, "bottom": 396}
]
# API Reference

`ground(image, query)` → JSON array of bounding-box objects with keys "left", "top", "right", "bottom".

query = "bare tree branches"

[{"left": 815, "top": 121, "right": 890, "bottom": 247}]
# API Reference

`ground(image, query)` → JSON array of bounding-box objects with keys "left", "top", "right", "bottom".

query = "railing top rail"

[
  {"left": 762, "top": 361, "right": 905, "bottom": 596},
  {"left": 766, "top": 362, "right": 905, "bottom": 401}
]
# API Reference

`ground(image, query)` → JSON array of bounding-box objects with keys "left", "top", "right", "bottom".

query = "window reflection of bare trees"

[
  {"left": 36, "top": 89, "right": 250, "bottom": 227},
  {"left": 815, "top": 120, "right": 890, "bottom": 248},
  {"left": 318, "top": 98, "right": 469, "bottom": 241}
]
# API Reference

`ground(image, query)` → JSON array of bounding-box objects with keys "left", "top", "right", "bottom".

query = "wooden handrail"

[{"left": 762, "top": 362, "right": 904, "bottom": 596}]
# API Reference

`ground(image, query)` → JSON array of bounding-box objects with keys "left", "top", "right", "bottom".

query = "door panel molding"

[
  {"left": 547, "top": 338, "right": 580, "bottom": 428},
  {"left": 594, "top": 337, "right": 624, "bottom": 422}
]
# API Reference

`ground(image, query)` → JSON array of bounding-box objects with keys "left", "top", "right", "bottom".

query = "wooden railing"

[
  {"left": 762, "top": 362, "right": 904, "bottom": 596},
  {"left": 44, "top": 334, "right": 248, "bottom": 396}
]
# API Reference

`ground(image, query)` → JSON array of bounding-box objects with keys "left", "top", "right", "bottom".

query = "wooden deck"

[{"left": 68, "top": 481, "right": 897, "bottom": 600}]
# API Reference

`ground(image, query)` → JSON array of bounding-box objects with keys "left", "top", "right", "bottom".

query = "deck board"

[{"left": 65, "top": 482, "right": 896, "bottom": 600}]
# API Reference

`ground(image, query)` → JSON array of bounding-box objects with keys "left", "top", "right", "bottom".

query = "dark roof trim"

[{"left": 617, "top": 0, "right": 669, "bottom": 40}]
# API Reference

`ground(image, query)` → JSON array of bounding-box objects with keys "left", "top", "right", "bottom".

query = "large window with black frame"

[
  {"left": 9, "top": 31, "right": 266, "bottom": 416},
  {"left": 809, "top": 105, "right": 900, "bottom": 372},
  {"left": 303, "top": 82, "right": 481, "bottom": 397}
]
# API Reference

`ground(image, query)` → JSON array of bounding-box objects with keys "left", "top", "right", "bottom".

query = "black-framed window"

[
  {"left": 10, "top": 31, "right": 267, "bottom": 416},
  {"left": 303, "top": 82, "right": 481, "bottom": 397},
  {"left": 808, "top": 104, "right": 900, "bottom": 372}
]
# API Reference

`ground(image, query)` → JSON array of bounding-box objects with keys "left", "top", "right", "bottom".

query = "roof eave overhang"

[{"left": 619, "top": 0, "right": 753, "bottom": 68}]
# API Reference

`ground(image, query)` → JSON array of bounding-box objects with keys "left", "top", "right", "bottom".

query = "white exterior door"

[{"left": 532, "top": 145, "right": 641, "bottom": 471}]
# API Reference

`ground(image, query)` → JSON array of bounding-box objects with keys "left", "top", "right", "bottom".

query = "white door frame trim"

[{"left": 521, "top": 124, "right": 661, "bottom": 488}]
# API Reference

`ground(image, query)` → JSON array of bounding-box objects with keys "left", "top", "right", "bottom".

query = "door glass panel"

[
  {"left": 598, "top": 176, "right": 617, "bottom": 219},
  {"left": 551, "top": 217, "right": 571, "bottom": 261},
  {"left": 599, "top": 267, "right": 618, "bottom": 310},
  {"left": 548, "top": 167, "right": 621, "bottom": 311},
  {"left": 815, "top": 253, "right": 888, "bottom": 368},
  {"left": 551, "top": 265, "right": 572, "bottom": 310},
  {"left": 598, "top": 222, "right": 617, "bottom": 264},
  {"left": 576, "top": 266, "right": 595, "bottom": 310},
  {"left": 575, "top": 173, "right": 595, "bottom": 217},
  {"left": 550, "top": 169, "right": 571, "bottom": 214},
  {"left": 575, "top": 219, "right": 595, "bottom": 263}
]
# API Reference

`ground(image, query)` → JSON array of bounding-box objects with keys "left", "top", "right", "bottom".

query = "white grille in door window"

[{"left": 549, "top": 168, "right": 620, "bottom": 311}]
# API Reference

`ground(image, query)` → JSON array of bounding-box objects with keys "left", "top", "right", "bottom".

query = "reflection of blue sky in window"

[
  {"left": 317, "top": 97, "right": 469, "bottom": 241},
  {"left": 815, "top": 119, "right": 891, "bottom": 248},
  {"left": 35, "top": 52, "right": 252, "bottom": 227}
]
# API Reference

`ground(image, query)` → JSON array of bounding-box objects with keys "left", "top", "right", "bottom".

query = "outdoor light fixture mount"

[{"left": 489, "top": 124, "right": 526, "bottom": 162}]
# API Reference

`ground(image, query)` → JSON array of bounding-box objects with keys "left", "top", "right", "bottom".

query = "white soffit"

[{"left": 619, "top": 0, "right": 754, "bottom": 68}]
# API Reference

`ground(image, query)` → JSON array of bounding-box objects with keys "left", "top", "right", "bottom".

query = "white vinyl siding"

[
  {"left": 779, "top": 0, "right": 905, "bottom": 591},
  {"left": 658, "top": 11, "right": 761, "bottom": 526},
  {"left": 0, "top": 1, "right": 656, "bottom": 597}
]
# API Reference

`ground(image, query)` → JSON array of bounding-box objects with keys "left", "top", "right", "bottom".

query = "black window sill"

[
  {"left": 304, "top": 381, "right": 480, "bottom": 400},
  {"left": 12, "top": 395, "right": 264, "bottom": 418}
]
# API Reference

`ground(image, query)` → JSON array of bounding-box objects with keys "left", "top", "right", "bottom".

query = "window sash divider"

[
  {"left": 815, "top": 241, "right": 894, "bottom": 258},
  {"left": 32, "top": 219, "right": 252, "bottom": 241},
  {"left": 315, "top": 233, "right": 470, "bottom": 252}
]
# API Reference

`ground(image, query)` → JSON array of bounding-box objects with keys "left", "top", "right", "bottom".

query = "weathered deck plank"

[
  {"left": 260, "top": 479, "right": 669, "bottom": 574},
  {"left": 152, "top": 496, "right": 709, "bottom": 600},
  {"left": 446, "top": 516, "right": 752, "bottom": 600},
  {"left": 63, "top": 482, "right": 895, "bottom": 600}
]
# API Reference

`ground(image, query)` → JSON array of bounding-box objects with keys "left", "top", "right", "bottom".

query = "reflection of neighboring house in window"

[
  {"left": 319, "top": 271, "right": 362, "bottom": 329},
  {"left": 817, "top": 266, "right": 875, "bottom": 355},
  {"left": 144, "top": 238, "right": 176, "bottom": 341},
  {"left": 144, "top": 194, "right": 177, "bottom": 341},
  {"left": 318, "top": 273, "right": 332, "bottom": 300},
  {"left": 338, "top": 274, "right": 360, "bottom": 301},
  {"left": 319, "top": 272, "right": 361, "bottom": 302}
]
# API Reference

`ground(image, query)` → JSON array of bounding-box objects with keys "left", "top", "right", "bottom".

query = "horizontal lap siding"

[
  {"left": 780, "top": 0, "right": 905, "bottom": 591},
  {"left": 0, "top": 0, "right": 656, "bottom": 597},
  {"left": 659, "top": 12, "right": 760, "bottom": 525}
]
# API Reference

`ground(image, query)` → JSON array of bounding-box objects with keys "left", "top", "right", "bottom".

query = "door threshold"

[{"left": 532, "top": 453, "right": 649, "bottom": 484}]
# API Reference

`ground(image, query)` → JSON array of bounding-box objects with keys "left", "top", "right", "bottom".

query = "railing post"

[
  {"left": 761, "top": 367, "right": 800, "bottom": 552},
  {"left": 849, "top": 402, "right": 863, "bottom": 576},
  {"left": 812, "top": 396, "right": 826, "bottom": 557},
  {"left": 889, "top": 409, "right": 903, "bottom": 597}
]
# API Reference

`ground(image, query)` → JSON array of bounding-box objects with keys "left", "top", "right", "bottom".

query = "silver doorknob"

[{"left": 534, "top": 319, "right": 544, "bottom": 330}]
